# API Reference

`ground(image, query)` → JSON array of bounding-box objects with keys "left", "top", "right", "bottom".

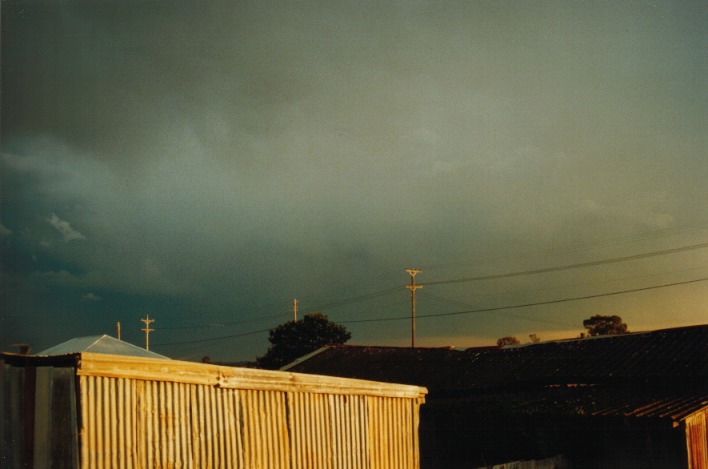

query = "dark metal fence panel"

[{"left": 1, "top": 364, "right": 78, "bottom": 469}]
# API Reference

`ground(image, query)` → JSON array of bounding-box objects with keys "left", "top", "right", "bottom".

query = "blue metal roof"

[{"left": 37, "top": 334, "right": 169, "bottom": 359}]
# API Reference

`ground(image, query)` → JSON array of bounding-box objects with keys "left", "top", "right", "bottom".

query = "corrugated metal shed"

[{"left": 1, "top": 351, "right": 427, "bottom": 469}]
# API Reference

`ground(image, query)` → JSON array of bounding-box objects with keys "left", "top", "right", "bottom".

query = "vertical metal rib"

[{"left": 77, "top": 368, "right": 422, "bottom": 468}]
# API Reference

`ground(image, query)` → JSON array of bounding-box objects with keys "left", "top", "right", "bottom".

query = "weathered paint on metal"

[{"left": 685, "top": 410, "right": 708, "bottom": 469}]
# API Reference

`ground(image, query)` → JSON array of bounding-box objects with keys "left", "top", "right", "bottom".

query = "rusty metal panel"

[{"left": 685, "top": 410, "right": 708, "bottom": 469}]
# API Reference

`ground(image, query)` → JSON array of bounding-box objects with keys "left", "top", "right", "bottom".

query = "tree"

[
  {"left": 529, "top": 334, "right": 541, "bottom": 344},
  {"left": 497, "top": 336, "right": 520, "bottom": 347},
  {"left": 257, "top": 313, "right": 351, "bottom": 369},
  {"left": 582, "top": 315, "right": 629, "bottom": 336}
]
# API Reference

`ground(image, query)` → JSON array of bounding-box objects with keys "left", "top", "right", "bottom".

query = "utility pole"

[
  {"left": 405, "top": 268, "right": 423, "bottom": 348},
  {"left": 141, "top": 315, "right": 155, "bottom": 351},
  {"left": 293, "top": 298, "right": 298, "bottom": 322},
  {"left": 116, "top": 321, "right": 121, "bottom": 341}
]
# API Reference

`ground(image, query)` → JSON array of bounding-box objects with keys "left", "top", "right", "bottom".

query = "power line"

[
  {"left": 423, "top": 265, "right": 708, "bottom": 307},
  {"left": 151, "top": 238, "right": 707, "bottom": 333},
  {"left": 159, "top": 310, "right": 289, "bottom": 330},
  {"left": 426, "top": 242, "right": 708, "bottom": 286},
  {"left": 341, "top": 276, "right": 708, "bottom": 324},
  {"left": 299, "top": 286, "right": 401, "bottom": 314},
  {"left": 152, "top": 327, "right": 272, "bottom": 347},
  {"left": 421, "top": 221, "right": 708, "bottom": 271},
  {"left": 156, "top": 287, "right": 402, "bottom": 332},
  {"left": 149, "top": 275, "right": 708, "bottom": 347},
  {"left": 150, "top": 239, "right": 707, "bottom": 340}
]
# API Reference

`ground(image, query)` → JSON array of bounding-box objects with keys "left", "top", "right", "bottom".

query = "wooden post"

[
  {"left": 405, "top": 269, "right": 423, "bottom": 348},
  {"left": 141, "top": 315, "right": 155, "bottom": 351}
]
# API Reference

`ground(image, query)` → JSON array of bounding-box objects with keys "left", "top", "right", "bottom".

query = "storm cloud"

[{"left": 2, "top": 1, "right": 706, "bottom": 360}]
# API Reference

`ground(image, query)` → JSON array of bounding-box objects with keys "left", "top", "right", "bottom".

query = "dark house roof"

[{"left": 284, "top": 325, "right": 708, "bottom": 422}]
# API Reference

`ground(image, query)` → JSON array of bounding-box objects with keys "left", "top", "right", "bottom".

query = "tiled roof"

[
  {"left": 590, "top": 393, "right": 708, "bottom": 420},
  {"left": 283, "top": 345, "right": 463, "bottom": 392},
  {"left": 452, "top": 325, "right": 707, "bottom": 389},
  {"left": 425, "top": 386, "right": 708, "bottom": 422},
  {"left": 284, "top": 325, "right": 708, "bottom": 393},
  {"left": 285, "top": 325, "right": 708, "bottom": 422}
]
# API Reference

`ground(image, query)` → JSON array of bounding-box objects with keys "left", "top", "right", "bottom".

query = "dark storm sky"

[{"left": 1, "top": 1, "right": 706, "bottom": 361}]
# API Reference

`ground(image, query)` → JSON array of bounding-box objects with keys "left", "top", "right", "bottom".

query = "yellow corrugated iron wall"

[{"left": 78, "top": 375, "right": 423, "bottom": 469}]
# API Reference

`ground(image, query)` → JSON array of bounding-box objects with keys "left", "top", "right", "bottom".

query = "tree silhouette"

[
  {"left": 497, "top": 336, "right": 521, "bottom": 347},
  {"left": 257, "top": 313, "right": 351, "bottom": 369},
  {"left": 582, "top": 315, "right": 629, "bottom": 336}
]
